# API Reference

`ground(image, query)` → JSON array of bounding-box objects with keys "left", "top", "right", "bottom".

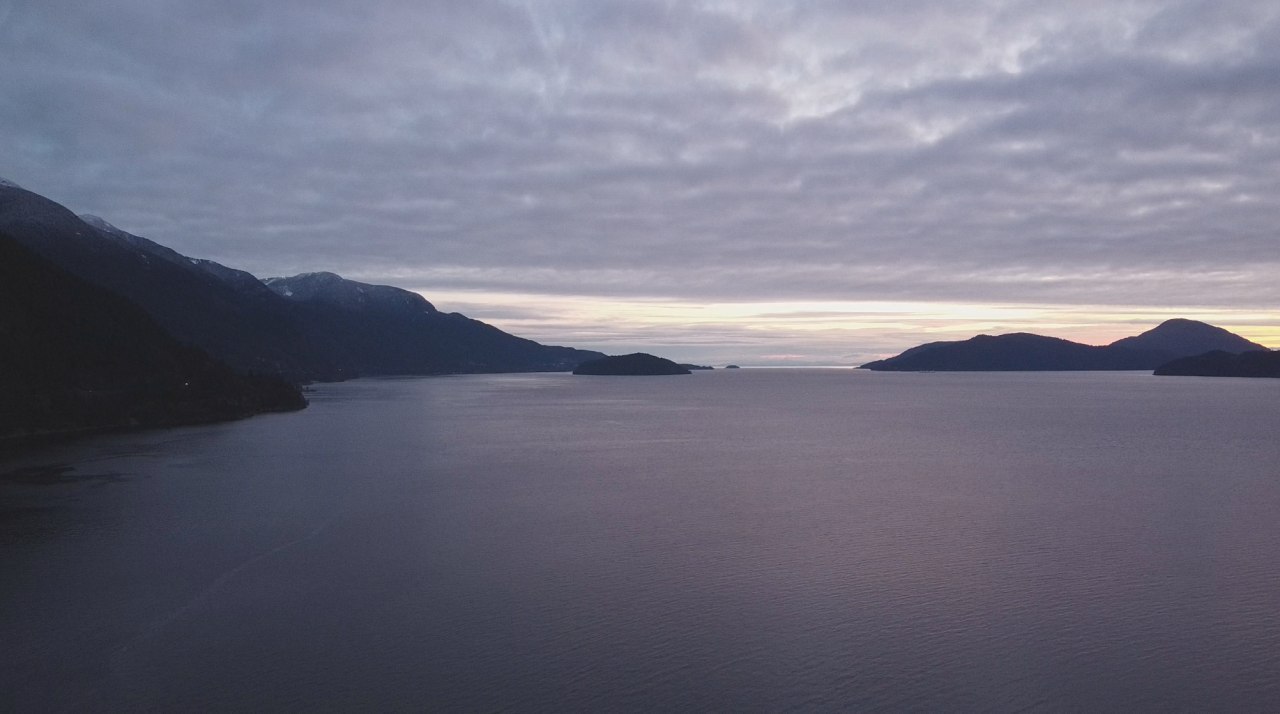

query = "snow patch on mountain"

[
  {"left": 79, "top": 214, "right": 122, "bottom": 233},
  {"left": 264, "top": 272, "right": 438, "bottom": 314}
]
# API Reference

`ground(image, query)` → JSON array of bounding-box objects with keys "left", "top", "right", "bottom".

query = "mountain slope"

[
  {"left": 0, "top": 232, "right": 305, "bottom": 440},
  {"left": 0, "top": 183, "right": 346, "bottom": 381},
  {"left": 80, "top": 213, "right": 281, "bottom": 297},
  {"left": 861, "top": 320, "right": 1266, "bottom": 372},
  {"left": 2, "top": 182, "right": 602, "bottom": 380},
  {"left": 1109, "top": 318, "right": 1265, "bottom": 356},
  {"left": 264, "top": 272, "right": 604, "bottom": 374}
]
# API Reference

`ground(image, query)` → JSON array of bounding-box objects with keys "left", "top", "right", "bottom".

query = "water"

[{"left": 3, "top": 370, "right": 1280, "bottom": 712}]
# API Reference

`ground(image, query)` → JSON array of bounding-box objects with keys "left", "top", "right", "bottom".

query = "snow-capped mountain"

[{"left": 264, "top": 272, "right": 437, "bottom": 314}]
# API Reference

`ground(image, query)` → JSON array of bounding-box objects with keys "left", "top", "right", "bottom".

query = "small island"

[
  {"left": 725, "top": 365, "right": 741, "bottom": 369},
  {"left": 572, "top": 353, "right": 692, "bottom": 376}
]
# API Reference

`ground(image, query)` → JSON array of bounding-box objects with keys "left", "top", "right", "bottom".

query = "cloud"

[{"left": 2, "top": 0, "right": 1278, "bottom": 359}]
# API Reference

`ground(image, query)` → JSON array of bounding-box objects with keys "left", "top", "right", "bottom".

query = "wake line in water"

[{"left": 101, "top": 521, "right": 334, "bottom": 706}]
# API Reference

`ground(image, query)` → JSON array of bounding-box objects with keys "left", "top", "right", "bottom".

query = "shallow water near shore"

[{"left": 4, "top": 369, "right": 1280, "bottom": 712}]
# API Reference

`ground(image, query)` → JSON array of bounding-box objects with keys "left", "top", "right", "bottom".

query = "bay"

[{"left": 3, "top": 370, "right": 1280, "bottom": 712}]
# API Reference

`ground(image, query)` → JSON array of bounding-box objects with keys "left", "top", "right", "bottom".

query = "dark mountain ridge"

[
  {"left": 0, "top": 232, "right": 304, "bottom": 441},
  {"left": 0, "top": 183, "right": 345, "bottom": 381},
  {"left": 264, "top": 272, "right": 437, "bottom": 314},
  {"left": 862, "top": 320, "right": 1268, "bottom": 371},
  {"left": 1110, "top": 318, "right": 1263, "bottom": 356},
  {"left": 264, "top": 272, "right": 602, "bottom": 375},
  {"left": 81, "top": 213, "right": 281, "bottom": 297},
  {"left": 0, "top": 182, "right": 603, "bottom": 381}
]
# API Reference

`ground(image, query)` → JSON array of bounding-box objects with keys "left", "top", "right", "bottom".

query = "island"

[
  {"left": 860, "top": 319, "right": 1266, "bottom": 372},
  {"left": 1154, "top": 350, "right": 1280, "bottom": 378},
  {"left": 572, "top": 353, "right": 692, "bottom": 376},
  {"left": 725, "top": 365, "right": 741, "bottom": 369}
]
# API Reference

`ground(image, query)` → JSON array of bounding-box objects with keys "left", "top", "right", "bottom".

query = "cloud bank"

[{"left": 3, "top": 0, "right": 1277, "bottom": 359}]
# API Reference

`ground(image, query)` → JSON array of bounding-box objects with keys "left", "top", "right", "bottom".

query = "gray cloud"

[{"left": 3, "top": 0, "right": 1279, "bottom": 332}]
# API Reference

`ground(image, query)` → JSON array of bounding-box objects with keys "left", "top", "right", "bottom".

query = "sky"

[{"left": 3, "top": 0, "right": 1278, "bottom": 364}]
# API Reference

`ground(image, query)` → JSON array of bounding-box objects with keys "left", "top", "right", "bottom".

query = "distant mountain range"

[
  {"left": 0, "top": 180, "right": 603, "bottom": 439},
  {"left": 263, "top": 272, "right": 597, "bottom": 375},
  {"left": 861, "top": 319, "right": 1268, "bottom": 372}
]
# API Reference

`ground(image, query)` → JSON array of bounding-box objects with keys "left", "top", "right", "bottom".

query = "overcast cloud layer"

[{"left": 3, "top": 0, "right": 1277, "bottom": 361}]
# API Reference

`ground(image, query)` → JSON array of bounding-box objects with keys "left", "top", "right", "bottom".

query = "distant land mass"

[
  {"left": 862, "top": 319, "right": 1266, "bottom": 372},
  {"left": 1154, "top": 350, "right": 1280, "bottom": 378},
  {"left": 264, "top": 272, "right": 602, "bottom": 375},
  {"left": 573, "top": 353, "right": 693, "bottom": 376},
  {"left": 0, "top": 182, "right": 348, "bottom": 381},
  {"left": 679, "top": 363, "right": 715, "bottom": 371},
  {"left": 0, "top": 181, "right": 603, "bottom": 383},
  {"left": 0, "top": 231, "right": 304, "bottom": 441},
  {"left": 0, "top": 179, "right": 608, "bottom": 440}
]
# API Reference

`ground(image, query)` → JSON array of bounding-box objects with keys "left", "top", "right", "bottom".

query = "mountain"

[
  {"left": 0, "top": 183, "right": 346, "bottom": 381},
  {"left": 0, "top": 181, "right": 603, "bottom": 380},
  {"left": 80, "top": 213, "right": 278, "bottom": 296},
  {"left": 264, "top": 272, "right": 603, "bottom": 374},
  {"left": 1109, "top": 318, "right": 1264, "bottom": 356},
  {"left": 573, "top": 353, "right": 692, "bottom": 376},
  {"left": 1154, "top": 350, "right": 1280, "bottom": 378},
  {"left": 860, "top": 333, "right": 1153, "bottom": 371},
  {"left": 0, "top": 232, "right": 305, "bottom": 441},
  {"left": 861, "top": 320, "right": 1267, "bottom": 371},
  {"left": 264, "top": 271, "right": 438, "bottom": 314}
]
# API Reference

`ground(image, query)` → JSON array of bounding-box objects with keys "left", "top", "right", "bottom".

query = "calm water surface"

[{"left": 3, "top": 370, "right": 1280, "bottom": 712}]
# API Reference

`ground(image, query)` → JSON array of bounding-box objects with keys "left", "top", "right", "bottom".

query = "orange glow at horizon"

[{"left": 412, "top": 288, "right": 1278, "bottom": 364}]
